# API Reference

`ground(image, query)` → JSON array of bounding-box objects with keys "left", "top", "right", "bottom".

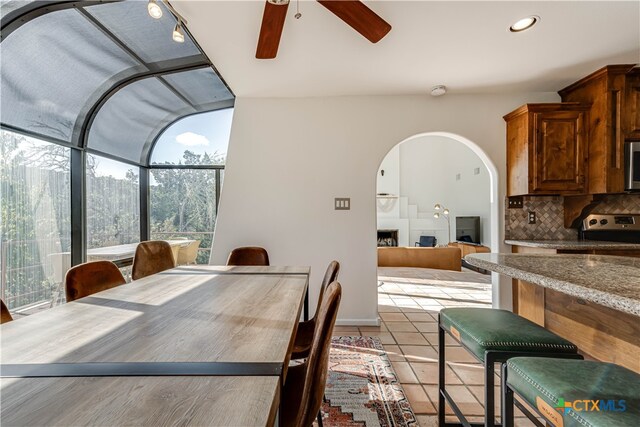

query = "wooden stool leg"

[
  {"left": 501, "top": 363, "right": 514, "bottom": 427},
  {"left": 438, "top": 321, "right": 446, "bottom": 426}
]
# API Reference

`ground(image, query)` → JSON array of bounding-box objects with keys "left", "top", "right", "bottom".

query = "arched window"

[
  {"left": 0, "top": 1, "right": 234, "bottom": 312},
  {"left": 147, "top": 109, "right": 233, "bottom": 264}
]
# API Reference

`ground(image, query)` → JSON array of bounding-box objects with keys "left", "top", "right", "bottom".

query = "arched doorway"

[{"left": 376, "top": 131, "right": 501, "bottom": 306}]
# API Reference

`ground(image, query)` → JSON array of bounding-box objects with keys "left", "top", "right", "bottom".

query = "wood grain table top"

[
  {"left": 1, "top": 376, "right": 280, "bottom": 427},
  {"left": 0, "top": 265, "right": 308, "bottom": 426}
]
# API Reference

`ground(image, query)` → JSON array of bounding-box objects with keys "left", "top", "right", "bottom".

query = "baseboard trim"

[{"left": 335, "top": 318, "right": 380, "bottom": 327}]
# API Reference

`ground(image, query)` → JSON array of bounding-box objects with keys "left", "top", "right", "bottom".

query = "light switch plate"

[
  {"left": 335, "top": 198, "right": 350, "bottom": 210},
  {"left": 508, "top": 197, "right": 524, "bottom": 209}
]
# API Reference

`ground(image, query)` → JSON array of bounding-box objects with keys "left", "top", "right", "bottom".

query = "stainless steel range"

[{"left": 581, "top": 213, "right": 640, "bottom": 243}]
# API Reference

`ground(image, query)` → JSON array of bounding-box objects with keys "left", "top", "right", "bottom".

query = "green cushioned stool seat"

[
  {"left": 439, "top": 307, "right": 578, "bottom": 361},
  {"left": 505, "top": 357, "right": 640, "bottom": 427},
  {"left": 438, "top": 308, "right": 581, "bottom": 427}
]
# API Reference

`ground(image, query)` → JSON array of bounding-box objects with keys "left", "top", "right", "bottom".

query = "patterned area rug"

[{"left": 318, "top": 336, "right": 418, "bottom": 427}]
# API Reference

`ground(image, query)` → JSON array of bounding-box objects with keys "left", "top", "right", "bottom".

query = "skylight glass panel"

[
  {"left": 84, "top": 1, "right": 202, "bottom": 64},
  {"left": 87, "top": 77, "right": 192, "bottom": 164},
  {"left": 0, "top": 0, "right": 30, "bottom": 19},
  {"left": 162, "top": 68, "right": 234, "bottom": 106},
  {"left": 0, "top": 8, "right": 142, "bottom": 142}
]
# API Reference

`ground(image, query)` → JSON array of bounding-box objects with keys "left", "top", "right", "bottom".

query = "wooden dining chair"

[
  {"left": 1, "top": 299, "right": 13, "bottom": 324},
  {"left": 132, "top": 241, "right": 176, "bottom": 280},
  {"left": 226, "top": 246, "right": 270, "bottom": 266},
  {"left": 65, "top": 260, "right": 126, "bottom": 302},
  {"left": 281, "top": 281, "right": 341, "bottom": 427},
  {"left": 291, "top": 261, "right": 340, "bottom": 359}
]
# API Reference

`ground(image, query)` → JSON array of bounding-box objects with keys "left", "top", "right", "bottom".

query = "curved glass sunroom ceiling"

[{"left": 0, "top": 0, "right": 234, "bottom": 166}]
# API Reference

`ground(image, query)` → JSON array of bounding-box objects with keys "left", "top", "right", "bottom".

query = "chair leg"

[
  {"left": 501, "top": 363, "right": 514, "bottom": 427},
  {"left": 484, "top": 353, "right": 496, "bottom": 427},
  {"left": 317, "top": 410, "right": 323, "bottom": 427},
  {"left": 438, "top": 321, "right": 446, "bottom": 427}
]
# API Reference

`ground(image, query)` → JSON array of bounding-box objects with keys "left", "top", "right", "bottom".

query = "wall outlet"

[
  {"left": 508, "top": 197, "right": 524, "bottom": 209},
  {"left": 335, "top": 198, "right": 350, "bottom": 210},
  {"left": 528, "top": 211, "right": 536, "bottom": 224}
]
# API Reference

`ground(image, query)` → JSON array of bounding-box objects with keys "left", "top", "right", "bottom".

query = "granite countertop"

[
  {"left": 465, "top": 253, "right": 640, "bottom": 316},
  {"left": 505, "top": 239, "right": 640, "bottom": 250}
]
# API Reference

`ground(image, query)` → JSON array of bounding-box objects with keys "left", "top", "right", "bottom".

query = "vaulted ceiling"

[{"left": 174, "top": 0, "right": 640, "bottom": 97}]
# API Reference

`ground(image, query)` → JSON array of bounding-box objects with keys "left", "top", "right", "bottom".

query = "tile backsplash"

[{"left": 505, "top": 194, "right": 640, "bottom": 240}]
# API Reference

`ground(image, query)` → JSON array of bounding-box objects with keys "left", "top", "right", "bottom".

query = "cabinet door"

[
  {"left": 532, "top": 110, "right": 587, "bottom": 193},
  {"left": 625, "top": 71, "right": 640, "bottom": 140}
]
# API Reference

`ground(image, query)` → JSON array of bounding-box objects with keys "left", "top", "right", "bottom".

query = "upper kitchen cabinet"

[
  {"left": 504, "top": 103, "right": 589, "bottom": 196},
  {"left": 624, "top": 67, "right": 640, "bottom": 141},
  {"left": 559, "top": 65, "right": 636, "bottom": 194}
]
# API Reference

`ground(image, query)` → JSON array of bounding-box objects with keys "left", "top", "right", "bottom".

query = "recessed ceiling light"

[{"left": 510, "top": 16, "right": 539, "bottom": 32}]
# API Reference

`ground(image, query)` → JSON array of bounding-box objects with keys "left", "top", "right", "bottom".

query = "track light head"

[
  {"left": 173, "top": 22, "right": 185, "bottom": 43},
  {"left": 147, "top": 0, "right": 163, "bottom": 19}
]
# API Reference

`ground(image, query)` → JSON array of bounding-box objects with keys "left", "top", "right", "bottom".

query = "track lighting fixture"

[
  {"left": 146, "top": 0, "right": 189, "bottom": 43},
  {"left": 173, "top": 21, "right": 185, "bottom": 43},
  {"left": 147, "top": 0, "right": 163, "bottom": 19}
]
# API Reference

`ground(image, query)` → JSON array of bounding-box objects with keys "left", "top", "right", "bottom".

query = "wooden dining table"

[{"left": 0, "top": 265, "right": 310, "bottom": 426}]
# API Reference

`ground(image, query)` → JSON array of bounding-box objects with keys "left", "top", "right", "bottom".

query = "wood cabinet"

[
  {"left": 624, "top": 67, "right": 640, "bottom": 140},
  {"left": 504, "top": 103, "right": 589, "bottom": 196},
  {"left": 559, "top": 65, "right": 636, "bottom": 194}
]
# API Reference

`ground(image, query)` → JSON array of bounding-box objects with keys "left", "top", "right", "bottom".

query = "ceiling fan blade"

[
  {"left": 317, "top": 0, "right": 391, "bottom": 43},
  {"left": 256, "top": 1, "right": 290, "bottom": 59}
]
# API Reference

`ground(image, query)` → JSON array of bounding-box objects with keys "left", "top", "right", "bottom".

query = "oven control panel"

[{"left": 582, "top": 214, "right": 640, "bottom": 231}]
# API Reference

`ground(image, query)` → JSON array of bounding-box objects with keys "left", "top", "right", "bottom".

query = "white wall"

[
  {"left": 211, "top": 93, "right": 558, "bottom": 324},
  {"left": 376, "top": 145, "right": 399, "bottom": 196},
  {"left": 383, "top": 135, "right": 491, "bottom": 246}
]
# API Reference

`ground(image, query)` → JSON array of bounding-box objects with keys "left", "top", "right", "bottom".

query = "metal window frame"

[{"left": 1, "top": 0, "right": 232, "bottom": 270}]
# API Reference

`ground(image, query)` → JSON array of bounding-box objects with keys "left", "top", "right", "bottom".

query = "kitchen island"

[{"left": 466, "top": 253, "right": 640, "bottom": 373}]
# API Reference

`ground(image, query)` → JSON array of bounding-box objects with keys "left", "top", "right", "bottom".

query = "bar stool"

[
  {"left": 438, "top": 308, "right": 582, "bottom": 427},
  {"left": 502, "top": 357, "right": 640, "bottom": 427}
]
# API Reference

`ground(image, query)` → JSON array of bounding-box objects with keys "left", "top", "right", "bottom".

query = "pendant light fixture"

[{"left": 147, "top": 0, "right": 163, "bottom": 19}]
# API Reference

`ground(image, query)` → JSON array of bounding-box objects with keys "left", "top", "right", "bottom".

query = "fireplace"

[{"left": 377, "top": 229, "right": 398, "bottom": 247}]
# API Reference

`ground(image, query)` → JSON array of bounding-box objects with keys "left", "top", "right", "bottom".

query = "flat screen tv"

[{"left": 456, "top": 216, "right": 481, "bottom": 244}]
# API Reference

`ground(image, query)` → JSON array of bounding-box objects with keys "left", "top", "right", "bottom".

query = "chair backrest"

[
  {"left": 132, "top": 241, "right": 176, "bottom": 281},
  {"left": 418, "top": 235, "right": 437, "bottom": 247},
  {"left": 65, "top": 261, "right": 126, "bottom": 302},
  {"left": 226, "top": 246, "right": 270, "bottom": 266},
  {"left": 312, "top": 260, "right": 340, "bottom": 322},
  {"left": 292, "top": 281, "right": 342, "bottom": 427},
  {"left": 177, "top": 240, "right": 201, "bottom": 265},
  {"left": 1, "top": 299, "right": 13, "bottom": 324}
]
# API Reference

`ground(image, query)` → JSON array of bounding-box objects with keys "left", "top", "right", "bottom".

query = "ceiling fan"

[{"left": 256, "top": 0, "right": 392, "bottom": 59}]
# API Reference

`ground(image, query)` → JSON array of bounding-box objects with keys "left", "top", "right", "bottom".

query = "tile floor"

[{"left": 332, "top": 266, "right": 537, "bottom": 427}]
